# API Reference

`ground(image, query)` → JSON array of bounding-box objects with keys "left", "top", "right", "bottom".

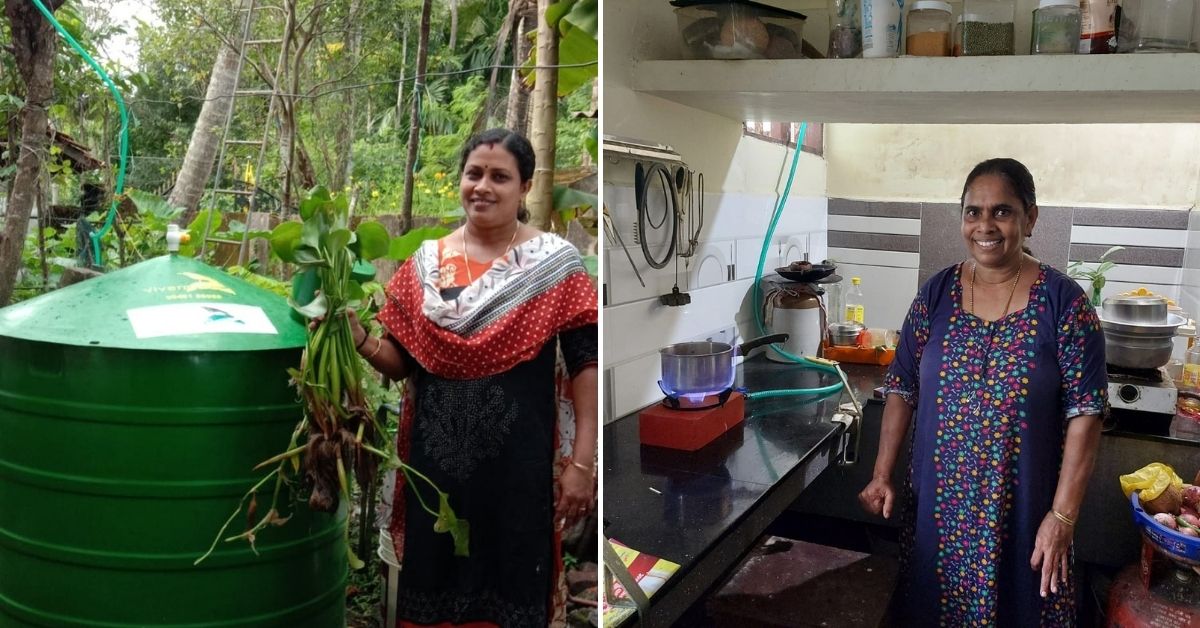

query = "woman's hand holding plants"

[
  {"left": 306, "top": 293, "right": 369, "bottom": 352},
  {"left": 344, "top": 308, "right": 368, "bottom": 351}
]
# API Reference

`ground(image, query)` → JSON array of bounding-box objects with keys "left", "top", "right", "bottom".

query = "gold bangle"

[
  {"left": 1052, "top": 510, "right": 1076, "bottom": 526},
  {"left": 365, "top": 336, "right": 383, "bottom": 360},
  {"left": 570, "top": 459, "right": 593, "bottom": 474}
]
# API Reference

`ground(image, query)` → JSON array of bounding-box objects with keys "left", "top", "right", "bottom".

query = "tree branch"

[
  {"left": 181, "top": 5, "right": 243, "bottom": 54},
  {"left": 304, "top": 55, "right": 368, "bottom": 96}
]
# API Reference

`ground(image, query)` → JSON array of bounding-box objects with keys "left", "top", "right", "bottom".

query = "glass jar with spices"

[
  {"left": 829, "top": 0, "right": 864, "bottom": 57},
  {"left": 952, "top": 14, "right": 967, "bottom": 55},
  {"left": 1032, "top": 0, "right": 1082, "bottom": 53},
  {"left": 906, "top": 0, "right": 953, "bottom": 55},
  {"left": 962, "top": 0, "right": 1017, "bottom": 54}
]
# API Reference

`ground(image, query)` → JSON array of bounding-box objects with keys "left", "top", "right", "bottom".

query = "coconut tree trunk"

[
  {"left": 332, "top": 0, "right": 363, "bottom": 191},
  {"left": 504, "top": 0, "right": 536, "bottom": 135},
  {"left": 0, "top": 0, "right": 65, "bottom": 306},
  {"left": 401, "top": 0, "right": 433, "bottom": 234},
  {"left": 526, "top": 0, "right": 558, "bottom": 232},
  {"left": 167, "top": 0, "right": 250, "bottom": 215},
  {"left": 448, "top": 0, "right": 459, "bottom": 52},
  {"left": 483, "top": 0, "right": 520, "bottom": 128},
  {"left": 270, "top": 3, "right": 322, "bottom": 210}
]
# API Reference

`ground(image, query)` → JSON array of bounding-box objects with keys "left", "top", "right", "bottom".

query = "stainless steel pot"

[
  {"left": 1103, "top": 295, "right": 1169, "bottom": 325},
  {"left": 1099, "top": 312, "right": 1186, "bottom": 369},
  {"left": 828, "top": 321, "right": 865, "bottom": 347},
  {"left": 659, "top": 333, "right": 789, "bottom": 396}
]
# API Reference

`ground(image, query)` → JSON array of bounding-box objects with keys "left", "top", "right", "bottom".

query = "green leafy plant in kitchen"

[{"left": 1067, "top": 245, "right": 1125, "bottom": 307}]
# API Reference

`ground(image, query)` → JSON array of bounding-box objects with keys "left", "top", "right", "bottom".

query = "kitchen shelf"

[{"left": 629, "top": 54, "right": 1200, "bottom": 123}]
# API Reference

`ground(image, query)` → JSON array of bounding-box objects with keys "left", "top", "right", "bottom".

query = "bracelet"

[
  {"left": 355, "top": 333, "right": 370, "bottom": 351},
  {"left": 1051, "top": 509, "right": 1076, "bottom": 526},
  {"left": 365, "top": 336, "right": 384, "bottom": 360},
  {"left": 569, "top": 459, "right": 594, "bottom": 474}
]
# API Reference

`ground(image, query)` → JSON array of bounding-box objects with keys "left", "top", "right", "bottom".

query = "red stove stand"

[{"left": 639, "top": 392, "right": 745, "bottom": 451}]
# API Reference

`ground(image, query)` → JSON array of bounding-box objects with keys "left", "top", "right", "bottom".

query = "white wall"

[
  {"left": 1183, "top": 186, "right": 1200, "bottom": 324},
  {"left": 603, "top": 0, "right": 829, "bottom": 422},
  {"left": 826, "top": 124, "right": 1200, "bottom": 207}
]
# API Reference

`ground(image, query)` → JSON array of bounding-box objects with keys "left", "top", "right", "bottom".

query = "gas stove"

[
  {"left": 656, "top": 381, "right": 735, "bottom": 410},
  {"left": 1108, "top": 365, "right": 1178, "bottom": 416},
  {"left": 639, "top": 385, "right": 746, "bottom": 451}
]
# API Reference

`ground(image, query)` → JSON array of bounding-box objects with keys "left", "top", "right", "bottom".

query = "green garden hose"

[
  {"left": 745, "top": 122, "right": 847, "bottom": 401},
  {"left": 30, "top": 0, "right": 129, "bottom": 266}
]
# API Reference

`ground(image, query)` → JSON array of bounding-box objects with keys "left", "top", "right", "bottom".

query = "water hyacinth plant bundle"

[{"left": 197, "top": 187, "right": 467, "bottom": 568}]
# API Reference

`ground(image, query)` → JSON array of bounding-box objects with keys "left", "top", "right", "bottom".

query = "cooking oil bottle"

[
  {"left": 1172, "top": 338, "right": 1200, "bottom": 440},
  {"left": 1183, "top": 339, "right": 1200, "bottom": 391},
  {"left": 844, "top": 277, "right": 865, "bottom": 324}
]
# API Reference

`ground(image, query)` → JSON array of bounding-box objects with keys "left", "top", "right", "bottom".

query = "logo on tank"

[{"left": 143, "top": 272, "right": 238, "bottom": 301}]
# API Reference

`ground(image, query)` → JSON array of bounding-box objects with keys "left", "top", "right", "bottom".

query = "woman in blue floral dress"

[{"left": 859, "top": 158, "right": 1108, "bottom": 626}]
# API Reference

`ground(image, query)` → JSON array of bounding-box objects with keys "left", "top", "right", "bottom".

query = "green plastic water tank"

[{"left": 0, "top": 255, "right": 346, "bottom": 627}]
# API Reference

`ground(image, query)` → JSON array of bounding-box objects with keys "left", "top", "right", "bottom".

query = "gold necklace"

[
  {"left": 462, "top": 223, "right": 520, "bottom": 284},
  {"left": 970, "top": 260, "right": 1023, "bottom": 323}
]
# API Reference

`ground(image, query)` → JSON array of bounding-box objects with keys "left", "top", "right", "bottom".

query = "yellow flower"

[
  {"left": 434, "top": 172, "right": 445, "bottom": 180},
  {"left": 371, "top": 189, "right": 380, "bottom": 198}
]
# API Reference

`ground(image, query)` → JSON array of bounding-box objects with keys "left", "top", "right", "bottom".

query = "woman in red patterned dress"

[{"left": 349, "top": 129, "right": 598, "bottom": 627}]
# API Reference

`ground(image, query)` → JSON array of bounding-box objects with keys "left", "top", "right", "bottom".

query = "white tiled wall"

[
  {"left": 604, "top": 186, "right": 829, "bottom": 308},
  {"left": 603, "top": 179, "right": 828, "bottom": 422},
  {"left": 825, "top": 259, "right": 920, "bottom": 330}
]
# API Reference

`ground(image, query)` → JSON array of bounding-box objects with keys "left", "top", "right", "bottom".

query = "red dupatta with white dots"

[
  {"left": 378, "top": 232, "right": 596, "bottom": 379},
  {"left": 377, "top": 232, "right": 596, "bottom": 567}
]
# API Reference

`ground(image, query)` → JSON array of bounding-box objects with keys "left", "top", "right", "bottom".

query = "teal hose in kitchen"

[
  {"left": 743, "top": 122, "right": 847, "bottom": 401},
  {"left": 30, "top": 0, "right": 129, "bottom": 266}
]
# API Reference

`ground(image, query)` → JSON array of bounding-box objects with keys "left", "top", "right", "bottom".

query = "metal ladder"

[{"left": 199, "top": 0, "right": 291, "bottom": 265}]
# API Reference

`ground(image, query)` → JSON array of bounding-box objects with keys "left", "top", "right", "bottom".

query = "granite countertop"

[{"left": 602, "top": 357, "right": 891, "bottom": 624}]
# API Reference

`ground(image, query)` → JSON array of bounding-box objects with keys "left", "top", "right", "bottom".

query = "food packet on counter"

[{"left": 1121, "top": 462, "right": 1183, "bottom": 501}]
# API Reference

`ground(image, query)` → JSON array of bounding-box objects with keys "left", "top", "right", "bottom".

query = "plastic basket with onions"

[{"left": 1132, "top": 492, "right": 1200, "bottom": 566}]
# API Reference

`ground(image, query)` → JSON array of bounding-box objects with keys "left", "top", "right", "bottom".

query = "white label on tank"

[{"left": 126, "top": 303, "right": 278, "bottom": 338}]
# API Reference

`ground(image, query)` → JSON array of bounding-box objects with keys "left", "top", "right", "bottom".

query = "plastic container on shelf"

[
  {"left": 1079, "top": 0, "right": 1118, "bottom": 52},
  {"left": 962, "top": 0, "right": 1017, "bottom": 54},
  {"left": 828, "top": 0, "right": 864, "bottom": 57},
  {"left": 1170, "top": 405, "right": 1200, "bottom": 440},
  {"left": 906, "top": 0, "right": 954, "bottom": 55},
  {"left": 1120, "top": 0, "right": 1196, "bottom": 52},
  {"left": 844, "top": 276, "right": 865, "bottom": 324},
  {"left": 1032, "top": 0, "right": 1082, "bottom": 53},
  {"left": 862, "top": 0, "right": 903, "bottom": 57},
  {"left": 825, "top": 279, "right": 845, "bottom": 327},
  {"left": 671, "top": 0, "right": 808, "bottom": 60},
  {"left": 1173, "top": 387, "right": 1200, "bottom": 440}
]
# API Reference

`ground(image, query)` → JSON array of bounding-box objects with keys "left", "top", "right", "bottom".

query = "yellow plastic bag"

[{"left": 1120, "top": 462, "right": 1183, "bottom": 500}]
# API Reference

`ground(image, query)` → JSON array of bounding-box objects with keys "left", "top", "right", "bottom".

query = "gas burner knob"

[{"left": 1118, "top": 384, "right": 1141, "bottom": 404}]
